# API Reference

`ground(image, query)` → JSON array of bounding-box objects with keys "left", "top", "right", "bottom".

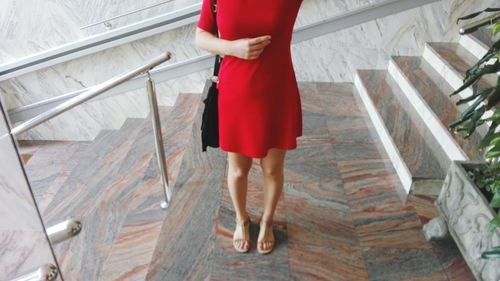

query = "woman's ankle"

[{"left": 236, "top": 213, "right": 250, "bottom": 224}]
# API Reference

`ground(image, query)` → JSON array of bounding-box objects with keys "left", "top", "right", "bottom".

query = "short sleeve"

[{"left": 197, "top": 0, "right": 217, "bottom": 35}]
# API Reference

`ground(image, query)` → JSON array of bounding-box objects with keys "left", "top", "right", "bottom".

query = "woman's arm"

[{"left": 195, "top": 27, "right": 271, "bottom": 60}]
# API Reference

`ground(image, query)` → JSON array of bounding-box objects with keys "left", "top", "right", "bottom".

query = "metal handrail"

[
  {"left": 10, "top": 51, "right": 173, "bottom": 208},
  {"left": 459, "top": 12, "right": 500, "bottom": 35},
  {"left": 11, "top": 264, "right": 58, "bottom": 281},
  {"left": 80, "top": 0, "right": 175, "bottom": 30},
  {"left": 10, "top": 52, "right": 170, "bottom": 136}
]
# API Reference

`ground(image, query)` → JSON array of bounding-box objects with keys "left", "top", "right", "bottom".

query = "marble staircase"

[
  {"left": 20, "top": 92, "right": 201, "bottom": 281},
  {"left": 15, "top": 31, "right": 495, "bottom": 281},
  {"left": 354, "top": 32, "right": 491, "bottom": 192}
]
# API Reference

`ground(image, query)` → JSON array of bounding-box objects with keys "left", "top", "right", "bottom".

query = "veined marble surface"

[
  {"left": 0, "top": 0, "right": 200, "bottom": 64},
  {"left": 0, "top": 104, "right": 60, "bottom": 280},
  {"left": 0, "top": 0, "right": 497, "bottom": 141}
]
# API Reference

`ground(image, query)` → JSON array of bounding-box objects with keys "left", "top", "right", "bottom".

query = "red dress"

[{"left": 197, "top": 0, "right": 303, "bottom": 158}]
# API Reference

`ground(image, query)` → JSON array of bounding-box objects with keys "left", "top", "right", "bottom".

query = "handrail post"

[{"left": 146, "top": 72, "right": 171, "bottom": 209}]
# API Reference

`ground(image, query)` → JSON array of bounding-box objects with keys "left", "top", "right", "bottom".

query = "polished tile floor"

[
  {"left": 20, "top": 82, "right": 474, "bottom": 281},
  {"left": 146, "top": 82, "right": 475, "bottom": 281}
]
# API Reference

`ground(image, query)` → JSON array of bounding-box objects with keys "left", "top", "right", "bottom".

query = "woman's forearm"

[
  {"left": 195, "top": 28, "right": 233, "bottom": 57},
  {"left": 195, "top": 27, "right": 272, "bottom": 60}
]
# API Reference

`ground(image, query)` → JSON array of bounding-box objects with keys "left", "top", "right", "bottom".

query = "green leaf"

[
  {"left": 493, "top": 23, "right": 500, "bottom": 37},
  {"left": 482, "top": 246, "right": 500, "bottom": 260},
  {"left": 486, "top": 149, "right": 500, "bottom": 158},
  {"left": 456, "top": 87, "right": 493, "bottom": 105},
  {"left": 457, "top": 7, "right": 500, "bottom": 24},
  {"left": 487, "top": 83, "right": 500, "bottom": 109},
  {"left": 490, "top": 134, "right": 500, "bottom": 145},
  {"left": 480, "top": 125, "right": 499, "bottom": 148},
  {"left": 462, "top": 106, "right": 486, "bottom": 136},
  {"left": 451, "top": 59, "right": 500, "bottom": 98},
  {"left": 490, "top": 193, "right": 500, "bottom": 208},
  {"left": 488, "top": 215, "right": 500, "bottom": 233}
]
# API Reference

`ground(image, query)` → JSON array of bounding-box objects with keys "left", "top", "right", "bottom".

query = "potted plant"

[{"left": 423, "top": 7, "right": 500, "bottom": 281}]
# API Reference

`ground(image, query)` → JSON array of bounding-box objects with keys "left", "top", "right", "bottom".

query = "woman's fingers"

[
  {"left": 249, "top": 40, "right": 271, "bottom": 51},
  {"left": 229, "top": 35, "right": 271, "bottom": 60},
  {"left": 249, "top": 35, "right": 272, "bottom": 46},
  {"left": 248, "top": 49, "right": 264, "bottom": 58}
]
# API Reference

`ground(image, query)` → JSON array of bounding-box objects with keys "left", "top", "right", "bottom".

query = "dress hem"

[{"left": 220, "top": 133, "right": 302, "bottom": 159}]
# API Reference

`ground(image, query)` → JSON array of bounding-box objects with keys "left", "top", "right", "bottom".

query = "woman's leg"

[
  {"left": 227, "top": 151, "right": 253, "bottom": 251},
  {"left": 258, "top": 148, "right": 287, "bottom": 252}
]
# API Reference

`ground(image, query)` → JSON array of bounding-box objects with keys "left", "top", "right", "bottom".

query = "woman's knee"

[
  {"left": 260, "top": 163, "right": 284, "bottom": 178},
  {"left": 228, "top": 165, "right": 251, "bottom": 179},
  {"left": 260, "top": 148, "right": 286, "bottom": 178},
  {"left": 228, "top": 152, "right": 252, "bottom": 178}
]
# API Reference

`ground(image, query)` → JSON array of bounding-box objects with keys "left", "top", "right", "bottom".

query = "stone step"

[
  {"left": 41, "top": 117, "right": 147, "bottom": 224},
  {"left": 39, "top": 116, "right": 150, "bottom": 280},
  {"left": 20, "top": 140, "right": 92, "bottom": 212},
  {"left": 18, "top": 93, "right": 202, "bottom": 281},
  {"left": 471, "top": 28, "right": 496, "bottom": 49},
  {"left": 423, "top": 42, "right": 495, "bottom": 102},
  {"left": 46, "top": 94, "right": 202, "bottom": 281},
  {"left": 459, "top": 34, "right": 489, "bottom": 60},
  {"left": 85, "top": 94, "right": 200, "bottom": 281},
  {"left": 354, "top": 69, "right": 449, "bottom": 192},
  {"left": 390, "top": 55, "right": 482, "bottom": 161}
]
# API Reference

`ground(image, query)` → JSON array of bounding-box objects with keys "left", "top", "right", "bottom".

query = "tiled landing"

[
  {"left": 19, "top": 83, "right": 475, "bottom": 280},
  {"left": 147, "top": 82, "right": 474, "bottom": 281}
]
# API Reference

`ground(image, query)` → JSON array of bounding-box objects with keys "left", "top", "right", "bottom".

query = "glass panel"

[
  {"left": 0, "top": 103, "right": 62, "bottom": 280},
  {"left": 11, "top": 78, "right": 174, "bottom": 280}
]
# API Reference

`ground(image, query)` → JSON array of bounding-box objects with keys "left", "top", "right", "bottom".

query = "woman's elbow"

[{"left": 194, "top": 28, "right": 205, "bottom": 49}]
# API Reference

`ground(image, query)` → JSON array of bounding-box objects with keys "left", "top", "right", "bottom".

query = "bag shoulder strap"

[{"left": 211, "top": 0, "right": 221, "bottom": 76}]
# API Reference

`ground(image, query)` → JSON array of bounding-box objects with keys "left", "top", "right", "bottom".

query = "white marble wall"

[
  {"left": 293, "top": 0, "right": 499, "bottom": 82},
  {"left": 0, "top": 0, "right": 497, "bottom": 141},
  {"left": 0, "top": 102, "right": 61, "bottom": 280},
  {"left": 0, "top": 0, "right": 200, "bottom": 65}
]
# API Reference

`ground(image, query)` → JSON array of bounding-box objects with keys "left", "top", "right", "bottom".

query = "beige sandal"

[
  {"left": 233, "top": 216, "right": 251, "bottom": 253},
  {"left": 257, "top": 220, "right": 275, "bottom": 254}
]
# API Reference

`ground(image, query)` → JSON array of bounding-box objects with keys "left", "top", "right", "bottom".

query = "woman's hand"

[
  {"left": 195, "top": 28, "right": 271, "bottom": 60},
  {"left": 227, "top": 36, "right": 272, "bottom": 60}
]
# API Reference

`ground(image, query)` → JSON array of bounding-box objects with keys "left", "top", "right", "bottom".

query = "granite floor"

[
  {"left": 146, "top": 82, "right": 475, "bottom": 281},
  {"left": 19, "top": 82, "right": 475, "bottom": 281},
  {"left": 207, "top": 82, "right": 475, "bottom": 281}
]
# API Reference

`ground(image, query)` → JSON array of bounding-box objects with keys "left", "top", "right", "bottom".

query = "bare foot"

[
  {"left": 233, "top": 216, "right": 250, "bottom": 253},
  {"left": 257, "top": 220, "right": 275, "bottom": 254}
]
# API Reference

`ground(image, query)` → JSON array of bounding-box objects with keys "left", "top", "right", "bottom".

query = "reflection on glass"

[
  {"left": 11, "top": 55, "right": 172, "bottom": 280},
  {"left": 0, "top": 105, "right": 60, "bottom": 280}
]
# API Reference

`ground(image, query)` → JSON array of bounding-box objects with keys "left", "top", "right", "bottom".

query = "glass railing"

[{"left": 4, "top": 52, "right": 172, "bottom": 280}]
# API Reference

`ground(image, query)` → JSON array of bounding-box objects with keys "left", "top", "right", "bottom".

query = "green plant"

[{"left": 449, "top": 8, "right": 500, "bottom": 260}]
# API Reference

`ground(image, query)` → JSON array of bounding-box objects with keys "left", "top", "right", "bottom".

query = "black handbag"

[{"left": 201, "top": 0, "right": 221, "bottom": 152}]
